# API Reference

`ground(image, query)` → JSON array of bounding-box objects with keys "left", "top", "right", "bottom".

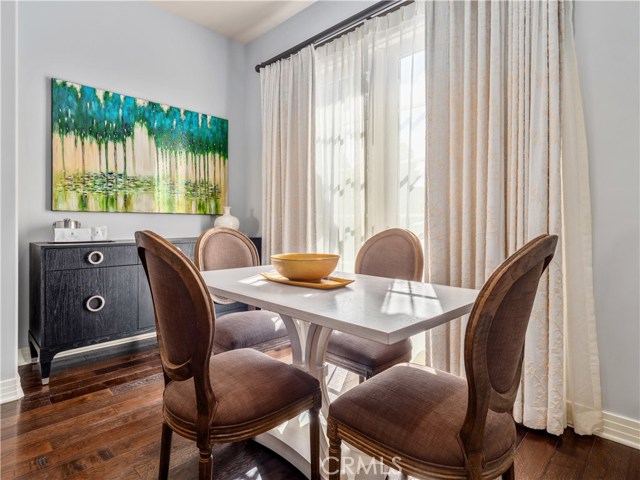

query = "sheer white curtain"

[
  {"left": 260, "top": 46, "right": 317, "bottom": 257},
  {"left": 315, "top": 1, "right": 425, "bottom": 272},
  {"left": 425, "top": 0, "right": 602, "bottom": 435},
  {"left": 314, "top": 27, "right": 366, "bottom": 271}
]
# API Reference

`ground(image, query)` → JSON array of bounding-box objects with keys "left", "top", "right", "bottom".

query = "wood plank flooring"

[{"left": 1, "top": 340, "right": 638, "bottom": 479}]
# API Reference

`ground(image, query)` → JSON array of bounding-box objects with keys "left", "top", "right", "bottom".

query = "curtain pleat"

[
  {"left": 558, "top": 1, "right": 603, "bottom": 434},
  {"left": 425, "top": 0, "right": 602, "bottom": 435},
  {"left": 260, "top": 46, "right": 316, "bottom": 258}
]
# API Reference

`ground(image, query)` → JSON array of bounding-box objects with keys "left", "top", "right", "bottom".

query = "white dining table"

[{"left": 200, "top": 265, "right": 478, "bottom": 478}]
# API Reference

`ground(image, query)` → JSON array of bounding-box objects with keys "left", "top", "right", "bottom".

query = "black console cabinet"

[
  {"left": 29, "top": 238, "right": 197, "bottom": 384},
  {"left": 29, "top": 236, "right": 262, "bottom": 384}
]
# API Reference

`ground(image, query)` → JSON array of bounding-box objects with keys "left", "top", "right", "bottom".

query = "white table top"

[{"left": 200, "top": 265, "right": 479, "bottom": 345}]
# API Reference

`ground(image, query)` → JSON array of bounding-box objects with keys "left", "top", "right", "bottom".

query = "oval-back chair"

[
  {"left": 136, "top": 230, "right": 321, "bottom": 480},
  {"left": 325, "top": 228, "right": 424, "bottom": 380},
  {"left": 327, "top": 234, "right": 558, "bottom": 480},
  {"left": 194, "top": 227, "right": 290, "bottom": 353}
]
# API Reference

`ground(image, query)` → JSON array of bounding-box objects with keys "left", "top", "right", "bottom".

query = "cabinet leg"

[{"left": 39, "top": 360, "right": 52, "bottom": 385}]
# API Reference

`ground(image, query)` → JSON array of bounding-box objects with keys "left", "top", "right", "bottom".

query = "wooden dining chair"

[
  {"left": 327, "top": 234, "right": 558, "bottom": 480},
  {"left": 194, "top": 227, "right": 290, "bottom": 354},
  {"left": 136, "top": 230, "right": 321, "bottom": 480},
  {"left": 325, "top": 228, "right": 424, "bottom": 380}
]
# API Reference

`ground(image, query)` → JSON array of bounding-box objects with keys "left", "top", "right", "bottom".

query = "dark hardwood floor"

[{"left": 1, "top": 340, "right": 638, "bottom": 479}]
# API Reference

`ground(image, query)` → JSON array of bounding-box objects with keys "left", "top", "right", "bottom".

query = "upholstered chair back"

[
  {"left": 195, "top": 228, "right": 259, "bottom": 271},
  {"left": 136, "top": 230, "right": 216, "bottom": 415},
  {"left": 355, "top": 228, "right": 424, "bottom": 281},
  {"left": 460, "top": 234, "right": 557, "bottom": 472}
]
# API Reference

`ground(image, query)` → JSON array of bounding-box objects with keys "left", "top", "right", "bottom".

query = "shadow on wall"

[{"left": 244, "top": 208, "right": 260, "bottom": 237}]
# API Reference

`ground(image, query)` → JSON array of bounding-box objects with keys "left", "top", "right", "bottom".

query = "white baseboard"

[
  {"left": 598, "top": 411, "right": 640, "bottom": 450},
  {"left": 567, "top": 402, "right": 639, "bottom": 450},
  {"left": 0, "top": 376, "right": 24, "bottom": 404},
  {"left": 18, "top": 332, "right": 157, "bottom": 367}
]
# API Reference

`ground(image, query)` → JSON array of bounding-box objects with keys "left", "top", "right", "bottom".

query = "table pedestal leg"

[
  {"left": 279, "top": 315, "right": 333, "bottom": 414},
  {"left": 279, "top": 314, "right": 306, "bottom": 368},
  {"left": 255, "top": 318, "right": 335, "bottom": 478},
  {"left": 305, "top": 324, "right": 333, "bottom": 417},
  {"left": 256, "top": 319, "right": 391, "bottom": 479}
]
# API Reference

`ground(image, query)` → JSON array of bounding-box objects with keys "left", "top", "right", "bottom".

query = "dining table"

[{"left": 200, "top": 264, "right": 479, "bottom": 479}]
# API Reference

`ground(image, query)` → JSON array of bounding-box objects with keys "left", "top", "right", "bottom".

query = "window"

[
  {"left": 398, "top": 51, "right": 426, "bottom": 243},
  {"left": 315, "top": 2, "right": 426, "bottom": 271}
]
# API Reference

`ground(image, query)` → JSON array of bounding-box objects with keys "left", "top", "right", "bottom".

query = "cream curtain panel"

[
  {"left": 315, "top": 1, "right": 426, "bottom": 271},
  {"left": 260, "top": 46, "right": 317, "bottom": 257},
  {"left": 314, "top": 26, "right": 366, "bottom": 270},
  {"left": 425, "top": 0, "right": 602, "bottom": 435}
]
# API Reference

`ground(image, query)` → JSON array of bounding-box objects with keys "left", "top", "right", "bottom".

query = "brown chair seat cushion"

[
  {"left": 164, "top": 348, "right": 319, "bottom": 430},
  {"left": 329, "top": 363, "right": 515, "bottom": 469},
  {"left": 326, "top": 332, "right": 412, "bottom": 369},
  {"left": 213, "top": 310, "right": 289, "bottom": 351}
]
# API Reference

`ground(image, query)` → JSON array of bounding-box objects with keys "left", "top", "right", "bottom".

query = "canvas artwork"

[{"left": 51, "top": 79, "right": 228, "bottom": 214}]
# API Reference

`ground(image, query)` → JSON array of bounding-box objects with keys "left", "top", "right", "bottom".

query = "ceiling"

[{"left": 150, "top": 1, "right": 316, "bottom": 44}]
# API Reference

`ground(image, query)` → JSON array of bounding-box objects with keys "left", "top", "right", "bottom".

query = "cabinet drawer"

[
  {"left": 45, "top": 245, "right": 138, "bottom": 270},
  {"left": 44, "top": 266, "right": 138, "bottom": 345}
]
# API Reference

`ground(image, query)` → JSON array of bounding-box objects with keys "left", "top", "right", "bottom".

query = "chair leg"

[
  {"left": 327, "top": 418, "right": 342, "bottom": 480},
  {"left": 501, "top": 462, "right": 515, "bottom": 479},
  {"left": 309, "top": 405, "right": 320, "bottom": 480},
  {"left": 158, "top": 422, "right": 172, "bottom": 480},
  {"left": 198, "top": 446, "right": 213, "bottom": 480}
]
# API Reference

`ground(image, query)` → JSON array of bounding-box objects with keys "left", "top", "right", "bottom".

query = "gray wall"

[
  {"left": 1, "top": 1, "right": 20, "bottom": 388},
  {"left": 15, "top": 1, "right": 246, "bottom": 347},
  {"left": 574, "top": 1, "right": 640, "bottom": 421}
]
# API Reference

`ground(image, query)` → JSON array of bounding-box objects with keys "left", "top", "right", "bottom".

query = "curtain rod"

[{"left": 254, "top": 0, "right": 413, "bottom": 73}]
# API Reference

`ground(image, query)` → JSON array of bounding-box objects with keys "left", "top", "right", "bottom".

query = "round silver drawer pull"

[
  {"left": 86, "top": 295, "right": 106, "bottom": 312},
  {"left": 87, "top": 251, "right": 104, "bottom": 265}
]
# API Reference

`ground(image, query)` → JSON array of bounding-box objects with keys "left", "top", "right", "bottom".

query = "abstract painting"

[{"left": 52, "top": 78, "right": 228, "bottom": 214}]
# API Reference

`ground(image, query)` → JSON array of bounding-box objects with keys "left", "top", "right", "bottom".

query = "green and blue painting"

[{"left": 52, "top": 78, "right": 228, "bottom": 214}]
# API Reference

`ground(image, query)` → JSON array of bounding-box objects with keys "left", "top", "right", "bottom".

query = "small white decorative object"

[
  {"left": 54, "top": 228, "right": 92, "bottom": 242},
  {"left": 91, "top": 226, "right": 108, "bottom": 241},
  {"left": 214, "top": 206, "right": 240, "bottom": 230}
]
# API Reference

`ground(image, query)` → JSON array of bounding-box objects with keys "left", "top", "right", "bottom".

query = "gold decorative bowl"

[{"left": 271, "top": 253, "right": 340, "bottom": 282}]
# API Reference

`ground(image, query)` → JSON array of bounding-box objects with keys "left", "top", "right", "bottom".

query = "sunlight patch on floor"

[{"left": 326, "top": 364, "right": 359, "bottom": 402}]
